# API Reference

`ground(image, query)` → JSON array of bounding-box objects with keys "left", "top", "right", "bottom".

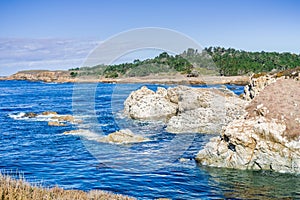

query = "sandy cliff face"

[{"left": 6, "top": 70, "right": 76, "bottom": 83}]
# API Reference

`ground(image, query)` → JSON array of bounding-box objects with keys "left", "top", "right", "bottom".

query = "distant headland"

[{"left": 2, "top": 47, "right": 300, "bottom": 85}]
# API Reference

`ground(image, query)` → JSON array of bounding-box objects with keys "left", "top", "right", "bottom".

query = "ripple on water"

[{"left": 0, "top": 81, "right": 299, "bottom": 199}]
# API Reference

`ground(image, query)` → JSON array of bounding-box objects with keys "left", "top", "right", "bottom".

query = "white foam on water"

[
  {"left": 64, "top": 129, "right": 103, "bottom": 141},
  {"left": 8, "top": 112, "right": 26, "bottom": 120}
]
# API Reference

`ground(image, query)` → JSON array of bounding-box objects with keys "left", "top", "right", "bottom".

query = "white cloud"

[{"left": 0, "top": 38, "right": 100, "bottom": 76}]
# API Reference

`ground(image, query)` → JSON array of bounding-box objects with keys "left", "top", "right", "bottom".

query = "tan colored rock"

[
  {"left": 51, "top": 115, "right": 82, "bottom": 123},
  {"left": 41, "top": 111, "right": 58, "bottom": 115},
  {"left": 196, "top": 78, "right": 300, "bottom": 174},
  {"left": 24, "top": 112, "right": 37, "bottom": 118},
  {"left": 48, "top": 121, "right": 66, "bottom": 126},
  {"left": 196, "top": 117, "right": 300, "bottom": 174},
  {"left": 99, "top": 129, "right": 149, "bottom": 144}
]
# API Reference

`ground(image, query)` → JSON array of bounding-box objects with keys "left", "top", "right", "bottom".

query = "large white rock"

[
  {"left": 196, "top": 117, "right": 300, "bottom": 174},
  {"left": 124, "top": 86, "right": 178, "bottom": 121},
  {"left": 124, "top": 85, "right": 247, "bottom": 134},
  {"left": 166, "top": 87, "right": 246, "bottom": 134}
]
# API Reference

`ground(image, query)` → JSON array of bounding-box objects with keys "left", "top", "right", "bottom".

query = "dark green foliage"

[
  {"left": 69, "top": 47, "right": 300, "bottom": 77},
  {"left": 70, "top": 71, "right": 78, "bottom": 77},
  {"left": 73, "top": 52, "right": 193, "bottom": 77},
  {"left": 204, "top": 47, "right": 300, "bottom": 76}
]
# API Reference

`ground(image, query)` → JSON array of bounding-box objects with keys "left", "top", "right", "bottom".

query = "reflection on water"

[{"left": 201, "top": 165, "right": 300, "bottom": 199}]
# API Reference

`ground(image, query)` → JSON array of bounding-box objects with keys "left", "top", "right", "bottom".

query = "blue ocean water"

[{"left": 0, "top": 80, "right": 299, "bottom": 200}]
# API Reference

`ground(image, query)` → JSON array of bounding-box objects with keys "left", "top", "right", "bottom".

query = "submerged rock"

[
  {"left": 41, "top": 111, "right": 58, "bottom": 115},
  {"left": 99, "top": 129, "right": 150, "bottom": 144},
  {"left": 48, "top": 121, "right": 66, "bottom": 126},
  {"left": 24, "top": 112, "right": 38, "bottom": 118}
]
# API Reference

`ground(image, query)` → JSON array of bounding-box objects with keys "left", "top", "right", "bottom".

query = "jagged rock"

[
  {"left": 243, "top": 74, "right": 277, "bottom": 101},
  {"left": 124, "top": 85, "right": 247, "bottom": 134},
  {"left": 196, "top": 78, "right": 300, "bottom": 174},
  {"left": 243, "top": 67, "right": 300, "bottom": 100},
  {"left": 48, "top": 121, "right": 66, "bottom": 126},
  {"left": 42, "top": 111, "right": 58, "bottom": 115},
  {"left": 24, "top": 112, "right": 37, "bottom": 118},
  {"left": 166, "top": 87, "right": 246, "bottom": 133},
  {"left": 124, "top": 86, "right": 178, "bottom": 121},
  {"left": 51, "top": 115, "right": 82, "bottom": 123},
  {"left": 99, "top": 129, "right": 150, "bottom": 144},
  {"left": 196, "top": 117, "right": 300, "bottom": 174}
]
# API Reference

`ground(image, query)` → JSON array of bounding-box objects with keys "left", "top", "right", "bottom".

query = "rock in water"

[
  {"left": 24, "top": 112, "right": 38, "bottom": 118},
  {"left": 196, "top": 117, "right": 300, "bottom": 174},
  {"left": 166, "top": 86, "right": 246, "bottom": 133},
  {"left": 124, "top": 86, "right": 178, "bottom": 121},
  {"left": 41, "top": 111, "right": 58, "bottom": 115},
  {"left": 99, "top": 129, "right": 149, "bottom": 144},
  {"left": 48, "top": 121, "right": 66, "bottom": 126},
  {"left": 196, "top": 78, "right": 300, "bottom": 174},
  {"left": 124, "top": 85, "right": 246, "bottom": 134}
]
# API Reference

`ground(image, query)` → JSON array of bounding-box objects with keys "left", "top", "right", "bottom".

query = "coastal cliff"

[
  {"left": 2, "top": 70, "right": 250, "bottom": 85},
  {"left": 196, "top": 70, "right": 300, "bottom": 174},
  {"left": 5, "top": 70, "right": 76, "bottom": 83}
]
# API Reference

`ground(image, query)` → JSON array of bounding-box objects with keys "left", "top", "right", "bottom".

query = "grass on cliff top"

[{"left": 0, "top": 172, "right": 135, "bottom": 200}]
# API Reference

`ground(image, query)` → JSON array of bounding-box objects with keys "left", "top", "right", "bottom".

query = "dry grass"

[
  {"left": 246, "top": 78, "right": 300, "bottom": 140},
  {"left": 0, "top": 173, "right": 135, "bottom": 200}
]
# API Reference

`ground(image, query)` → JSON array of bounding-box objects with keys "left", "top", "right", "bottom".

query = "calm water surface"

[{"left": 0, "top": 81, "right": 299, "bottom": 199}]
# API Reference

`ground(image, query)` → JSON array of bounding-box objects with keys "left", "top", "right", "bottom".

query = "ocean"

[{"left": 0, "top": 80, "right": 299, "bottom": 199}]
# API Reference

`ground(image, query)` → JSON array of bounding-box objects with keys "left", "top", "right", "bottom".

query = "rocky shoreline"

[
  {"left": 1, "top": 70, "right": 250, "bottom": 85},
  {"left": 124, "top": 67, "right": 300, "bottom": 174},
  {"left": 196, "top": 69, "right": 300, "bottom": 174}
]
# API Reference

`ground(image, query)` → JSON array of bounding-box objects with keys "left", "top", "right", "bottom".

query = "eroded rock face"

[
  {"left": 196, "top": 78, "right": 300, "bottom": 174},
  {"left": 243, "top": 74, "right": 277, "bottom": 101},
  {"left": 196, "top": 117, "right": 300, "bottom": 174},
  {"left": 124, "top": 86, "right": 178, "bottom": 121},
  {"left": 124, "top": 85, "right": 247, "bottom": 134},
  {"left": 166, "top": 86, "right": 246, "bottom": 133},
  {"left": 7, "top": 70, "right": 75, "bottom": 83}
]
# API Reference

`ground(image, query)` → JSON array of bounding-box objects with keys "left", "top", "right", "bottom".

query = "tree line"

[{"left": 69, "top": 47, "right": 300, "bottom": 77}]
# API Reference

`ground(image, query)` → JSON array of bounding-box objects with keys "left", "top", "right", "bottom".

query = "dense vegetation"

[
  {"left": 70, "top": 52, "right": 193, "bottom": 78},
  {"left": 69, "top": 47, "right": 300, "bottom": 77},
  {"left": 204, "top": 47, "right": 300, "bottom": 76}
]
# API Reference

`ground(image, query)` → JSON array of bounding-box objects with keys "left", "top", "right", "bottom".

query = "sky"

[{"left": 0, "top": 0, "right": 300, "bottom": 76}]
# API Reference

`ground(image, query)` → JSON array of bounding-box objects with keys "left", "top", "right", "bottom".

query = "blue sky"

[{"left": 0, "top": 0, "right": 300, "bottom": 75}]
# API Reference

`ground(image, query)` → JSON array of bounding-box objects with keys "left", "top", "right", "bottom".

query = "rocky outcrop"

[
  {"left": 124, "top": 86, "right": 178, "bottom": 121},
  {"left": 48, "top": 121, "right": 66, "bottom": 126},
  {"left": 242, "top": 74, "right": 276, "bottom": 101},
  {"left": 242, "top": 67, "right": 300, "bottom": 100},
  {"left": 17, "top": 111, "right": 81, "bottom": 126},
  {"left": 64, "top": 129, "right": 149, "bottom": 144},
  {"left": 6, "top": 70, "right": 75, "bottom": 83},
  {"left": 166, "top": 86, "right": 246, "bottom": 133},
  {"left": 99, "top": 129, "right": 150, "bottom": 144},
  {"left": 196, "top": 78, "right": 300, "bottom": 174},
  {"left": 196, "top": 116, "right": 300, "bottom": 174},
  {"left": 124, "top": 86, "right": 246, "bottom": 134}
]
